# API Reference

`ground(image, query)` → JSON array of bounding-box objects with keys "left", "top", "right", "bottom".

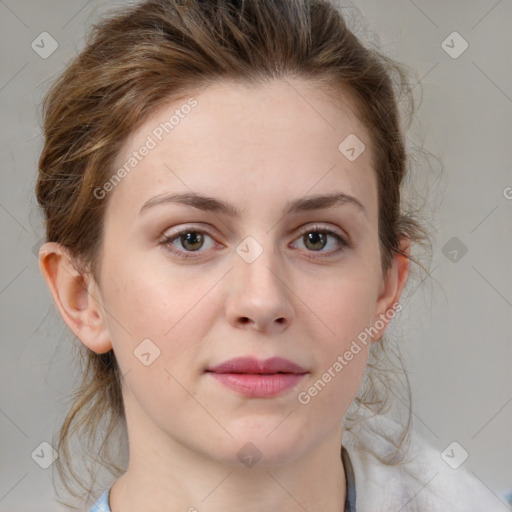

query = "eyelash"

[{"left": 160, "top": 224, "right": 350, "bottom": 261}]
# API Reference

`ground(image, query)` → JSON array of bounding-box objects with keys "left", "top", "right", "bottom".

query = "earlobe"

[
  {"left": 371, "top": 238, "right": 411, "bottom": 343},
  {"left": 38, "top": 242, "right": 113, "bottom": 354}
]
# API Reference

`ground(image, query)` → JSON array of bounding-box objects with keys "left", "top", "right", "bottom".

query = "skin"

[{"left": 39, "top": 78, "right": 409, "bottom": 512}]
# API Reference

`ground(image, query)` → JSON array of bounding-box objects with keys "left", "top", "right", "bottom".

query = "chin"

[{"left": 208, "top": 427, "right": 309, "bottom": 469}]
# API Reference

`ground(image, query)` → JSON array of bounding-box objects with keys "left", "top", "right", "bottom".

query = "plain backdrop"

[{"left": 1, "top": 0, "right": 511, "bottom": 510}]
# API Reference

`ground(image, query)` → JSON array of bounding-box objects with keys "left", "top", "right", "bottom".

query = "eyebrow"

[{"left": 139, "top": 191, "right": 367, "bottom": 218}]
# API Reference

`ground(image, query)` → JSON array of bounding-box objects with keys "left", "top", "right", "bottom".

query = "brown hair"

[{"left": 36, "top": 0, "right": 431, "bottom": 507}]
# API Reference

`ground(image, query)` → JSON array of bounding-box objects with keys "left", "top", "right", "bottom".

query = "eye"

[
  {"left": 160, "top": 224, "right": 350, "bottom": 261},
  {"left": 160, "top": 227, "right": 217, "bottom": 260},
  {"left": 291, "top": 225, "right": 349, "bottom": 257}
]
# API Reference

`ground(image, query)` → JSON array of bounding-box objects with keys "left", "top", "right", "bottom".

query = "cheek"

[
  {"left": 100, "top": 267, "right": 217, "bottom": 423},
  {"left": 102, "top": 258, "right": 219, "bottom": 374},
  {"left": 306, "top": 270, "right": 379, "bottom": 345},
  {"left": 299, "top": 267, "right": 379, "bottom": 396}
]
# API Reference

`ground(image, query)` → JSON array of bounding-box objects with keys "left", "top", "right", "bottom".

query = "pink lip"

[
  {"left": 207, "top": 356, "right": 308, "bottom": 374},
  {"left": 206, "top": 357, "right": 308, "bottom": 398}
]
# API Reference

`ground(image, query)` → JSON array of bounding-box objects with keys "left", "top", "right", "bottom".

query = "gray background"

[{"left": 1, "top": 0, "right": 511, "bottom": 511}]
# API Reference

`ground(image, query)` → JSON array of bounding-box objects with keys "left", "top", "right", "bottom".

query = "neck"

[{"left": 109, "top": 393, "right": 347, "bottom": 512}]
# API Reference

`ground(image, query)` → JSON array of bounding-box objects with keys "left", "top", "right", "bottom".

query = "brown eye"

[
  {"left": 160, "top": 228, "right": 217, "bottom": 260},
  {"left": 292, "top": 226, "right": 349, "bottom": 257},
  {"left": 179, "top": 231, "right": 205, "bottom": 251},
  {"left": 302, "top": 231, "right": 328, "bottom": 251}
]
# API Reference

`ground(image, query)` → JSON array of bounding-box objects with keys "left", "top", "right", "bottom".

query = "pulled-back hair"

[{"left": 35, "top": 0, "right": 431, "bottom": 508}]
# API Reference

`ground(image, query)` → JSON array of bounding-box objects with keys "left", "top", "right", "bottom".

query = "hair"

[{"left": 35, "top": 0, "right": 432, "bottom": 508}]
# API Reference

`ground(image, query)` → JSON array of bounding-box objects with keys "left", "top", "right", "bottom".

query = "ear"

[
  {"left": 370, "top": 237, "right": 410, "bottom": 343},
  {"left": 38, "top": 242, "right": 113, "bottom": 354}
]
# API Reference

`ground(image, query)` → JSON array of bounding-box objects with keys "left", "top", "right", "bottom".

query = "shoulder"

[
  {"left": 89, "top": 488, "right": 111, "bottom": 512},
  {"left": 343, "top": 413, "right": 503, "bottom": 512}
]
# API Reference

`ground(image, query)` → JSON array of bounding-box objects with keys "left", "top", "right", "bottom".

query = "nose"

[{"left": 224, "top": 243, "right": 294, "bottom": 334}]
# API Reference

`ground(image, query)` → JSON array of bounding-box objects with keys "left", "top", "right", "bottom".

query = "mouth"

[{"left": 205, "top": 356, "right": 308, "bottom": 398}]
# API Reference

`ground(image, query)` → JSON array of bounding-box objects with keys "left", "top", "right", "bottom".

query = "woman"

[{"left": 35, "top": 0, "right": 501, "bottom": 510}]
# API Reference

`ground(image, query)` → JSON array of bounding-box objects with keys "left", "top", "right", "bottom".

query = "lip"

[
  {"left": 206, "top": 356, "right": 308, "bottom": 374},
  {"left": 205, "top": 357, "right": 308, "bottom": 398}
]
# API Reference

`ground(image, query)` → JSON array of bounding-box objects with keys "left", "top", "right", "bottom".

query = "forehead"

[{"left": 105, "top": 77, "right": 378, "bottom": 222}]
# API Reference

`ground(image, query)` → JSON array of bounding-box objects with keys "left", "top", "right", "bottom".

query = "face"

[{"left": 81, "top": 78, "right": 403, "bottom": 467}]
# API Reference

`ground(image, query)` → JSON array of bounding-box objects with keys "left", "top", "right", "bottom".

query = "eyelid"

[
  {"left": 161, "top": 222, "right": 348, "bottom": 242},
  {"left": 160, "top": 223, "right": 217, "bottom": 241},
  {"left": 294, "top": 223, "right": 350, "bottom": 245}
]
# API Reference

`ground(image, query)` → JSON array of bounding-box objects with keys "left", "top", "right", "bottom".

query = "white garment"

[{"left": 342, "top": 413, "right": 507, "bottom": 511}]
